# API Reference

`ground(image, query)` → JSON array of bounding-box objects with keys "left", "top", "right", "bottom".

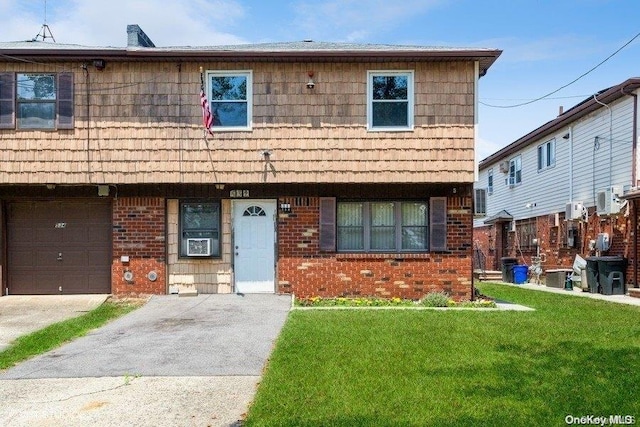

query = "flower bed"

[{"left": 295, "top": 292, "right": 496, "bottom": 308}]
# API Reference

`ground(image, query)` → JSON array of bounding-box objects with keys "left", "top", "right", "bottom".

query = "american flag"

[
  {"left": 200, "top": 77, "right": 214, "bottom": 136},
  {"left": 200, "top": 88, "right": 214, "bottom": 135}
]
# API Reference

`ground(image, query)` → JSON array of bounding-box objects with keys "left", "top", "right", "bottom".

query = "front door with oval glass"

[{"left": 233, "top": 200, "right": 276, "bottom": 293}]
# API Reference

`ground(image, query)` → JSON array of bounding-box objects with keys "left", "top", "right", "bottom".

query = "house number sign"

[
  {"left": 54, "top": 222, "right": 67, "bottom": 228},
  {"left": 230, "top": 190, "right": 250, "bottom": 198}
]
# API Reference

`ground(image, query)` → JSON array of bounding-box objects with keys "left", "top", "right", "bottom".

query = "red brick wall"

[
  {"left": 277, "top": 196, "right": 473, "bottom": 301},
  {"left": 112, "top": 197, "right": 166, "bottom": 295},
  {"left": 474, "top": 205, "right": 638, "bottom": 287}
]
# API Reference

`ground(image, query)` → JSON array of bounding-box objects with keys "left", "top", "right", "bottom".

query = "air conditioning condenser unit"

[
  {"left": 596, "top": 186, "right": 621, "bottom": 216},
  {"left": 565, "top": 201, "right": 583, "bottom": 220}
]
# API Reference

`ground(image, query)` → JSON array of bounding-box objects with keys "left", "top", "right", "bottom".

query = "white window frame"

[
  {"left": 537, "top": 139, "right": 556, "bottom": 171},
  {"left": 206, "top": 70, "right": 252, "bottom": 131},
  {"left": 508, "top": 155, "right": 522, "bottom": 187},
  {"left": 367, "top": 70, "right": 414, "bottom": 131},
  {"left": 474, "top": 188, "right": 487, "bottom": 216}
]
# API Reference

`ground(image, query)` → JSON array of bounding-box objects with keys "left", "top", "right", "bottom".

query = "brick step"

[
  {"left": 629, "top": 288, "right": 640, "bottom": 299},
  {"left": 474, "top": 270, "right": 503, "bottom": 281}
]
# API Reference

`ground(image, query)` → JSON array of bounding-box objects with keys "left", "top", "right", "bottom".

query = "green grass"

[
  {"left": 245, "top": 283, "right": 640, "bottom": 426},
  {"left": 0, "top": 298, "right": 143, "bottom": 370}
]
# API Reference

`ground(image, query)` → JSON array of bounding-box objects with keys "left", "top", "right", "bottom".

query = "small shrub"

[{"left": 420, "top": 291, "right": 451, "bottom": 307}]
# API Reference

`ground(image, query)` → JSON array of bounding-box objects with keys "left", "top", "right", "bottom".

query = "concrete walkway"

[
  {"left": 490, "top": 281, "right": 640, "bottom": 307},
  {"left": 0, "top": 294, "right": 292, "bottom": 427}
]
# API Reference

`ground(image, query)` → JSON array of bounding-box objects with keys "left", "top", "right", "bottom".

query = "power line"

[{"left": 480, "top": 30, "right": 640, "bottom": 109}]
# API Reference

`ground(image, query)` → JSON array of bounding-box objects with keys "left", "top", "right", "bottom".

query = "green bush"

[{"left": 419, "top": 291, "right": 451, "bottom": 307}]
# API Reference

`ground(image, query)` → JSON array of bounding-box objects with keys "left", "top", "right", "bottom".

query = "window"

[
  {"left": 488, "top": 169, "right": 494, "bottom": 195},
  {"left": 367, "top": 71, "right": 414, "bottom": 130},
  {"left": 206, "top": 70, "right": 252, "bottom": 130},
  {"left": 0, "top": 72, "right": 74, "bottom": 129},
  {"left": 537, "top": 139, "right": 556, "bottom": 171},
  {"left": 335, "top": 201, "right": 429, "bottom": 252},
  {"left": 474, "top": 188, "right": 487, "bottom": 216},
  {"left": 508, "top": 155, "right": 522, "bottom": 186},
  {"left": 179, "top": 201, "right": 221, "bottom": 258},
  {"left": 515, "top": 218, "right": 537, "bottom": 250}
]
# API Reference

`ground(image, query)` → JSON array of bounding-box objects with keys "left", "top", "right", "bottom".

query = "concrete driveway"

[
  {"left": 0, "top": 294, "right": 291, "bottom": 426},
  {"left": 0, "top": 294, "right": 109, "bottom": 351}
]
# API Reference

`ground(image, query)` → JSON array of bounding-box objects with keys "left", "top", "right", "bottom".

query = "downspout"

[
  {"left": 621, "top": 86, "right": 638, "bottom": 286},
  {"left": 83, "top": 64, "right": 91, "bottom": 183},
  {"left": 472, "top": 61, "right": 479, "bottom": 301},
  {"left": 568, "top": 124, "right": 574, "bottom": 202}
]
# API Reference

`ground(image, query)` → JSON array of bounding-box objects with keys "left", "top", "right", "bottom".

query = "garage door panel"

[
  {"left": 35, "top": 226, "right": 63, "bottom": 243},
  {"left": 8, "top": 200, "right": 112, "bottom": 295},
  {"left": 63, "top": 227, "right": 88, "bottom": 243},
  {"left": 59, "top": 250, "right": 88, "bottom": 267},
  {"left": 8, "top": 250, "right": 35, "bottom": 267},
  {"left": 87, "top": 224, "right": 112, "bottom": 243},
  {"left": 8, "top": 226, "right": 34, "bottom": 244}
]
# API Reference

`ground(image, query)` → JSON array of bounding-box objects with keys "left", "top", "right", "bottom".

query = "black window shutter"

[
  {"left": 57, "top": 72, "right": 74, "bottom": 129},
  {"left": 0, "top": 72, "right": 15, "bottom": 129},
  {"left": 430, "top": 197, "right": 447, "bottom": 251},
  {"left": 319, "top": 197, "right": 336, "bottom": 252}
]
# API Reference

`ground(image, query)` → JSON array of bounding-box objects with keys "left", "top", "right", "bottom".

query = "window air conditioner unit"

[
  {"left": 565, "top": 201, "right": 583, "bottom": 221},
  {"left": 596, "top": 186, "right": 621, "bottom": 216},
  {"left": 186, "top": 238, "right": 212, "bottom": 256},
  {"left": 499, "top": 161, "right": 509, "bottom": 173}
]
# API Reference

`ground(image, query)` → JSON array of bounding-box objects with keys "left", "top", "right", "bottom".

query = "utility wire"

[{"left": 480, "top": 30, "right": 640, "bottom": 109}]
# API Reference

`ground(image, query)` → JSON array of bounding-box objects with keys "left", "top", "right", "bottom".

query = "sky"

[{"left": 1, "top": 0, "right": 638, "bottom": 161}]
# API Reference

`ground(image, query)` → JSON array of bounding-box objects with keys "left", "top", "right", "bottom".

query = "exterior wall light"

[{"left": 306, "top": 71, "right": 315, "bottom": 89}]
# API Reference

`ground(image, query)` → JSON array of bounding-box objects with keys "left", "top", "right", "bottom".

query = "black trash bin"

[
  {"left": 585, "top": 257, "right": 599, "bottom": 293},
  {"left": 501, "top": 257, "right": 517, "bottom": 283},
  {"left": 597, "top": 256, "right": 626, "bottom": 295}
]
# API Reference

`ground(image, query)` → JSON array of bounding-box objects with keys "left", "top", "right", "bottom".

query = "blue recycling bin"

[{"left": 513, "top": 265, "right": 528, "bottom": 284}]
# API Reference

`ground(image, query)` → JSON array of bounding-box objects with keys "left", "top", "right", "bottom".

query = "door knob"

[{"left": 57, "top": 252, "right": 63, "bottom": 261}]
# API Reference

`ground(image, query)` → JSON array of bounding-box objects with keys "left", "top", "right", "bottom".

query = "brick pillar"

[{"left": 112, "top": 197, "right": 166, "bottom": 295}]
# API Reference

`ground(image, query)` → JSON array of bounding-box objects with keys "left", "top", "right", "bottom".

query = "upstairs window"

[
  {"left": 367, "top": 71, "right": 414, "bottom": 131},
  {"left": 508, "top": 155, "right": 522, "bottom": 186},
  {"left": 0, "top": 72, "right": 74, "bottom": 129},
  {"left": 207, "top": 70, "right": 252, "bottom": 130},
  {"left": 488, "top": 168, "right": 494, "bottom": 195},
  {"left": 537, "top": 139, "right": 556, "bottom": 171}
]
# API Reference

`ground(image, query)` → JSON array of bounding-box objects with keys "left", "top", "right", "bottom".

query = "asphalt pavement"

[{"left": 0, "top": 293, "right": 292, "bottom": 427}]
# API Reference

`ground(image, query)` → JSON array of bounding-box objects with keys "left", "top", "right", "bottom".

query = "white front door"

[{"left": 233, "top": 200, "right": 276, "bottom": 293}]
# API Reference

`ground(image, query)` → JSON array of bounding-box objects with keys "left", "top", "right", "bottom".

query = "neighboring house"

[
  {"left": 473, "top": 77, "right": 640, "bottom": 290},
  {"left": 0, "top": 25, "right": 501, "bottom": 299}
]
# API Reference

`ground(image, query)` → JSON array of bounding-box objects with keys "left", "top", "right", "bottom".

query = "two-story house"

[
  {"left": 0, "top": 25, "right": 501, "bottom": 300},
  {"left": 474, "top": 77, "right": 640, "bottom": 293}
]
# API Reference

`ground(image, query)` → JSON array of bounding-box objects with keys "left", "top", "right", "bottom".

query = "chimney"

[
  {"left": 127, "top": 24, "right": 155, "bottom": 47},
  {"left": 558, "top": 105, "right": 564, "bottom": 116}
]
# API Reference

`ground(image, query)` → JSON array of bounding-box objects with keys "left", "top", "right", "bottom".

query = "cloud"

[
  {"left": 291, "top": 0, "right": 443, "bottom": 42},
  {"left": 0, "top": 0, "right": 248, "bottom": 46}
]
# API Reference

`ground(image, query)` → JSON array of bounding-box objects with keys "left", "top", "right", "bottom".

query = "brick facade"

[
  {"left": 474, "top": 204, "right": 637, "bottom": 286},
  {"left": 112, "top": 197, "right": 166, "bottom": 295},
  {"left": 277, "top": 195, "right": 473, "bottom": 301}
]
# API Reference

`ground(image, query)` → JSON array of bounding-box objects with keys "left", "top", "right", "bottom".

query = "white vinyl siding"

[{"left": 473, "top": 93, "right": 635, "bottom": 229}]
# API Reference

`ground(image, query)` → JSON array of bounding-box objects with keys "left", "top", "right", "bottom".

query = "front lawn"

[{"left": 245, "top": 283, "right": 640, "bottom": 426}]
